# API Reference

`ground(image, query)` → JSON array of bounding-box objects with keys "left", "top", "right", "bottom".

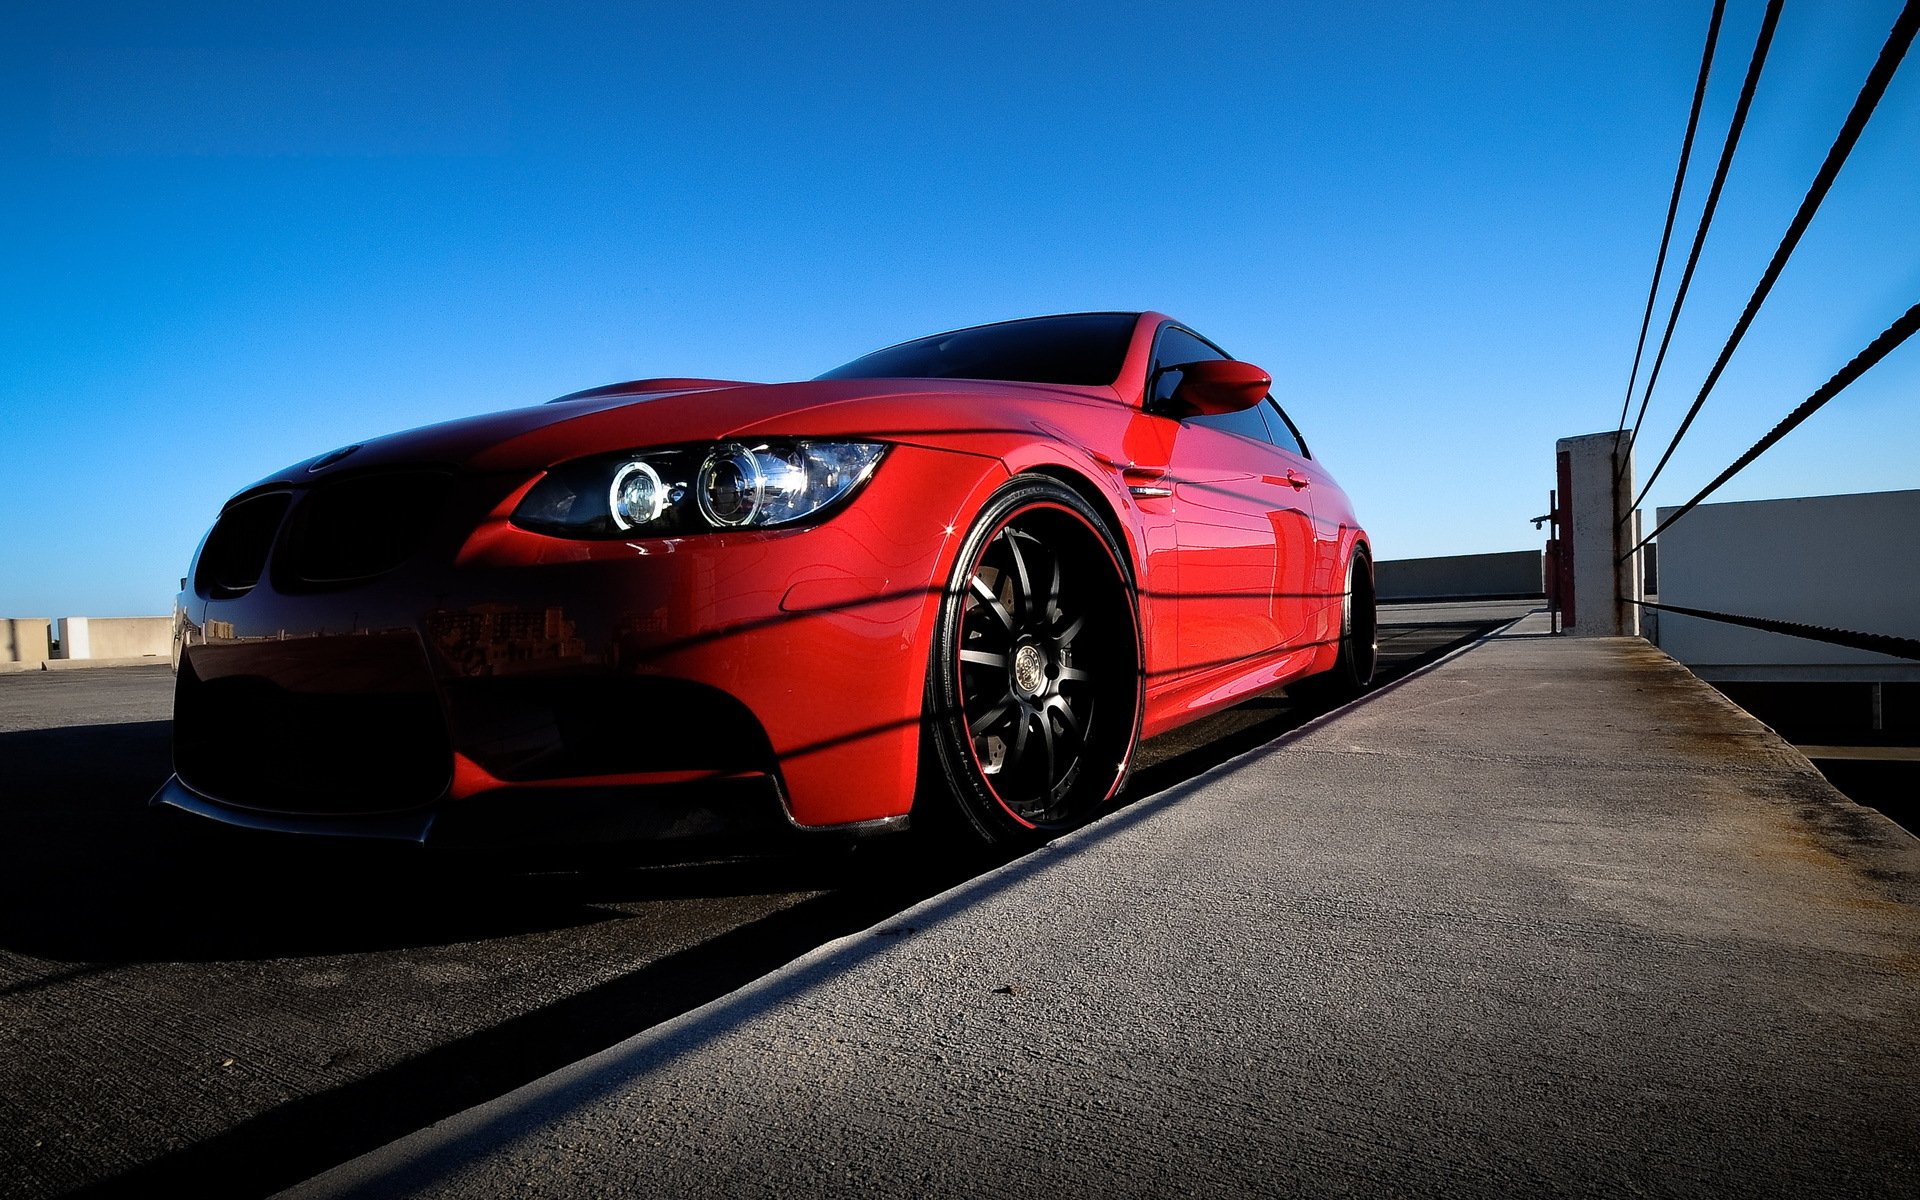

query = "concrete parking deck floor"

[{"left": 291, "top": 614, "right": 1920, "bottom": 1199}]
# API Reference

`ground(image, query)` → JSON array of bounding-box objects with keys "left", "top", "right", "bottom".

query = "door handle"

[{"left": 1285, "top": 469, "right": 1310, "bottom": 490}]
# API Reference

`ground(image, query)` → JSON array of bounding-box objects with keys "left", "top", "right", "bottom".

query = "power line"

[
  {"left": 1626, "top": 0, "right": 1920, "bottom": 521},
  {"left": 1613, "top": 0, "right": 1728, "bottom": 439},
  {"left": 1615, "top": 0, "right": 1781, "bottom": 482}
]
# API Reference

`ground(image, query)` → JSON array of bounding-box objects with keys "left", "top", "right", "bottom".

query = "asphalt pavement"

[{"left": 0, "top": 604, "right": 1518, "bottom": 1199}]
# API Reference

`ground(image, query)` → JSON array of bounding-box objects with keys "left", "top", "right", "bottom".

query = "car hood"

[{"left": 254, "top": 377, "right": 1122, "bottom": 492}]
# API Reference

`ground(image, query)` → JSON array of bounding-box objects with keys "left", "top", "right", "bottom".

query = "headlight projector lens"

[
  {"left": 609, "top": 460, "right": 668, "bottom": 530},
  {"left": 696, "top": 443, "right": 764, "bottom": 527}
]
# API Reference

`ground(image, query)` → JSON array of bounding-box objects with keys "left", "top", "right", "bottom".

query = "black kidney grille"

[
  {"left": 280, "top": 471, "right": 452, "bottom": 586},
  {"left": 195, "top": 492, "right": 292, "bottom": 598}
]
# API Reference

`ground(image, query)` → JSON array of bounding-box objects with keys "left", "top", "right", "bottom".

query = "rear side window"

[
  {"left": 1262, "top": 400, "right": 1310, "bottom": 457},
  {"left": 1191, "top": 402, "right": 1272, "bottom": 443}
]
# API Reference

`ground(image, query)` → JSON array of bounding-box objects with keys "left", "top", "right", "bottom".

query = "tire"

[
  {"left": 1293, "top": 547, "right": 1377, "bottom": 706},
  {"left": 921, "top": 476, "right": 1142, "bottom": 847}
]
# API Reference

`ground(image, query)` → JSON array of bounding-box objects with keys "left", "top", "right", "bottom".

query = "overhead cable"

[
  {"left": 1624, "top": 299, "right": 1920, "bottom": 558},
  {"left": 1626, "top": 0, "right": 1920, "bottom": 520},
  {"left": 1631, "top": 600, "right": 1920, "bottom": 663},
  {"left": 1613, "top": 0, "right": 1728, "bottom": 438},
  {"left": 1616, "top": 0, "right": 1782, "bottom": 483}
]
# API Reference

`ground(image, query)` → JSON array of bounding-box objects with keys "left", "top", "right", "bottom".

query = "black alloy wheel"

[
  {"left": 1346, "top": 549, "right": 1379, "bottom": 687},
  {"left": 923, "top": 477, "right": 1141, "bottom": 845},
  {"left": 1294, "top": 547, "right": 1377, "bottom": 706}
]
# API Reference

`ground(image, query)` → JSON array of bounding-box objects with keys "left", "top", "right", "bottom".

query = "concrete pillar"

[{"left": 1556, "top": 431, "right": 1641, "bottom": 637}]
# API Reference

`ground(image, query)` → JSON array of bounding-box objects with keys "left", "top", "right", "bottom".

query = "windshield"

[{"left": 816, "top": 312, "right": 1139, "bottom": 386}]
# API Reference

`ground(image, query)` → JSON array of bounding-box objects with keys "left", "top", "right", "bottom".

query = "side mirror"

[{"left": 1169, "top": 359, "right": 1270, "bottom": 416}]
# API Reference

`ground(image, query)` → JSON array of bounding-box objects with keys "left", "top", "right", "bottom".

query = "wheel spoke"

[
  {"left": 1057, "top": 665, "right": 1092, "bottom": 684},
  {"left": 1044, "top": 692, "right": 1082, "bottom": 739},
  {"left": 1054, "top": 612, "right": 1085, "bottom": 648},
  {"left": 959, "top": 649, "right": 1006, "bottom": 669},
  {"left": 969, "top": 573, "right": 1015, "bottom": 632},
  {"left": 970, "top": 693, "right": 1016, "bottom": 737},
  {"left": 1045, "top": 553, "right": 1062, "bottom": 624},
  {"left": 1007, "top": 703, "right": 1031, "bottom": 767},
  {"left": 1037, "top": 709, "right": 1057, "bottom": 789},
  {"left": 1003, "top": 531, "right": 1034, "bottom": 622}
]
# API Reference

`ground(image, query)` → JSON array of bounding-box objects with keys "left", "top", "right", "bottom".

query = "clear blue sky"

[{"left": 4, "top": 1, "right": 1915, "bottom": 617}]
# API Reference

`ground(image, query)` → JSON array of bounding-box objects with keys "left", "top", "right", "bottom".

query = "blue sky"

[{"left": 3, "top": 1, "right": 1916, "bottom": 617}]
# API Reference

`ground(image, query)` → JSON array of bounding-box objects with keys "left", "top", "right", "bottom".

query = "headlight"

[{"left": 513, "top": 440, "right": 886, "bottom": 538}]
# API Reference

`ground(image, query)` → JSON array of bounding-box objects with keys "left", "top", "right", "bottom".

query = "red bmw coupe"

[{"left": 158, "top": 312, "right": 1375, "bottom": 851}]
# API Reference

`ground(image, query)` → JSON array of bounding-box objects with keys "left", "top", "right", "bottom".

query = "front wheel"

[{"left": 921, "top": 477, "right": 1142, "bottom": 847}]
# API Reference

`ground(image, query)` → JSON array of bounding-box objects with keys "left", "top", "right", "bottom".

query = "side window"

[
  {"left": 1191, "top": 399, "right": 1273, "bottom": 444},
  {"left": 1261, "top": 400, "right": 1310, "bottom": 458},
  {"left": 1151, "top": 324, "right": 1271, "bottom": 443},
  {"left": 1148, "top": 326, "right": 1225, "bottom": 408}
]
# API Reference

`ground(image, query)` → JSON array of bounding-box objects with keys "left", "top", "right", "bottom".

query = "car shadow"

[
  {"left": 0, "top": 720, "right": 953, "bottom": 964},
  {"left": 0, "top": 614, "right": 1504, "bottom": 966}
]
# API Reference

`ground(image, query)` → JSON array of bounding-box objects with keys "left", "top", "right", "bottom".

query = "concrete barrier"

[
  {"left": 1375, "top": 550, "right": 1543, "bottom": 602},
  {"left": 1655, "top": 488, "right": 1920, "bottom": 682},
  {"left": 2, "top": 618, "right": 52, "bottom": 664},
  {"left": 56, "top": 616, "right": 171, "bottom": 660}
]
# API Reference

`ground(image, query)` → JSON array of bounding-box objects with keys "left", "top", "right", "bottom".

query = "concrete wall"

[
  {"left": 3, "top": 618, "right": 52, "bottom": 664},
  {"left": 56, "top": 616, "right": 171, "bottom": 660},
  {"left": 1655, "top": 488, "right": 1920, "bottom": 682},
  {"left": 1376, "top": 550, "right": 1543, "bottom": 601}
]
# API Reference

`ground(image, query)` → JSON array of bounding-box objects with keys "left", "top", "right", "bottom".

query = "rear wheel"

[
  {"left": 922, "top": 477, "right": 1141, "bottom": 846},
  {"left": 1294, "top": 548, "right": 1376, "bottom": 706}
]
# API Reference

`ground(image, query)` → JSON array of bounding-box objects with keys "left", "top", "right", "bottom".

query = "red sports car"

[{"left": 158, "top": 312, "right": 1375, "bottom": 851}]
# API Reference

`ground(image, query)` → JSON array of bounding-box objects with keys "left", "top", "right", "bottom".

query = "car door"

[
  {"left": 1254, "top": 396, "right": 1328, "bottom": 652},
  {"left": 1150, "top": 326, "right": 1316, "bottom": 676}
]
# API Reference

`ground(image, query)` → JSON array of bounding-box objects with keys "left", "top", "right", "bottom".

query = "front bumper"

[
  {"left": 162, "top": 444, "right": 1004, "bottom": 844},
  {"left": 150, "top": 772, "right": 908, "bottom": 855}
]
